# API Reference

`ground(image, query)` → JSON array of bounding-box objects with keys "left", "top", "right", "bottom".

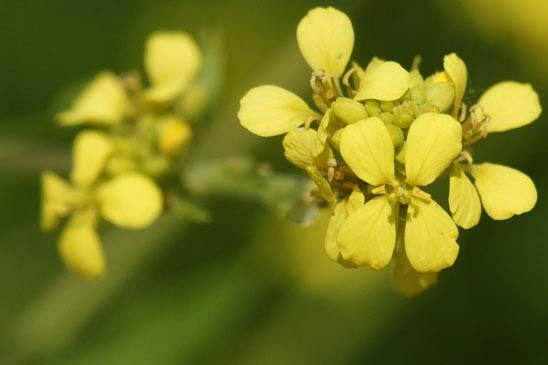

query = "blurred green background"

[{"left": 2, "top": 0, "right": 548, "bottom": 364}]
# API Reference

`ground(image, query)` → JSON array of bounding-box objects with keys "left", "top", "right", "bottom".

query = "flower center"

[{"left": 372, "top": 181, "right": 431, "bottom": 205}]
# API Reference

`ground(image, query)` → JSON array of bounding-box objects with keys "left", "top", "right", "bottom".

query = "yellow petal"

[
  {"left": 471, "top": 163, "right": 537, "bottom": 220},
  {"left": 443, "top": 53, "right": 467, "bottom": 116},
  {"left": 158, "top": 116, "right": 192, "bottom": 155},
  {"left": 425, "top": 81, "right": 455, "bottom": 113},
  {"left": 405, "top": 197, "right": 460, "bottom": 273},
  {"left": 340, "top": 117, "right": 395, "bottom": 186},
  {"left": 58, "top": 72, "right": 129, "bottom": 126},
  {"left": 346, "top": 188, "right": 365, "bottom": 215},
  {"left": 405, "top": 113, "right": 462, "bottom": 186},
  {"left": 449, "top": 163, "right": 481, "bottom": 229},
  {"left": 296, "top": 7, "right": 354, "bottom": 76},
  {"left": 238, "top": 85, "right": 318, "bottom": 137},
  {"left": 324, "top": 201, "right": 357, "bottom": 268},
  {"left": 41, "top": 171, "right": 78, "bottom": 232},
  {"left": 71, "top": 130, "right": 112, "bottom": 188},
  {"left": 364, "top": 57, "right": 384, "bottom": 74},
  {"left": 391, "top": 249, "right": 438, "bottom": 297},
  {"left": 283, "top": 128, "right": 324, "bottom": 169},
  {"left": 317, "top": 109, "right": 345, "bottom": 147},
  {"left": 478, "top": 81, "right": 541, "bottom": 132},
  {"left": 337, "top": 195, "right": 396, "bottom": 269},
  {"left": 58, "top": 210, "right": 105, "bottom": 280},
  {"left": 144, "top": 31, "right": 201, "bottom": 103},
  {"left": 354, "top": 60, "right": 410, "bottom": 101},
  {"left": 97, "top": 173, "right": 163, "bottom": 228}
]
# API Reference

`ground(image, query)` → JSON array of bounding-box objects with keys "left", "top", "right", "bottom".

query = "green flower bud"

[
  {"left": 365, "top": 100, "right": 381, "bottom": 116},
  {"left": 415, "top": 103, "right": 439, "bottom": 116},
  {"left": 409, "top": 70, "right": 425, "bottom": 104},
  {"left": 425, "top": 81, "right": 455, "bottom": 112},
  {"left": 379, "top": 112, "right": 394, "bottom": 124},
  {"left": 332, "top": 97, "right": 368, "bottom": 124},
  {"left": 391, "top": 101, "right": 416, "bottom": 128},
  {"left": 380, "top": 100, "right": 394, "bottom": 112},
  {"left": 393, "top": 112, "right": 414, "bottom": 129},
  {"left": 385, "top": 123, "right": 404, "bottom": 147}
]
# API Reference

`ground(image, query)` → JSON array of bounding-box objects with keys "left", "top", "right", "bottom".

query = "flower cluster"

[
  {"left": 238, "top": 7, "right": 541, "bottom": 296},
  {"left": 42, "top": 31, "right": 203, "bottom": 279}
]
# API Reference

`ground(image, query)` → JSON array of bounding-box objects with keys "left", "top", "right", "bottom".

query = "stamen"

[
  {"left": 411, "top": 55, "right": 422, "bottom": 71},
  {"left": 327, "top": 166, "right": 335, "bottom": 181},
  {"left": 480, "top": 115, "right": 490, "bottom": 138},
  {"left": 411, "top": 187, "right": 431, "bottom": 201},
  {"left": 303, "top": 116, "right": 318, "bottom": 129},
  {"left": 342, "top": 67, "right": 357, "bottom": 88},
  {"left": 371, "top": 185, "right": 387, "bottom": 195},
  {"left": 458, "top": 150, "right": 474, "bottom": 164},
  {"left": 458, "top": 102, "right": 467, "bottom": 122}
]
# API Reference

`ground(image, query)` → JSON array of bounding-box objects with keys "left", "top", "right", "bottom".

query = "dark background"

[{"left": 1, "top": 0, "right": 547, "bottom": 364}]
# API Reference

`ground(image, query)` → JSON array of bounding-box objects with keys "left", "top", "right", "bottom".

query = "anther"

[
  {"left": 371, "top": 185, "right": 386, "bottom": 195},
  {"left": 327, "top": 167, "right": 335, "bottom": 182}
]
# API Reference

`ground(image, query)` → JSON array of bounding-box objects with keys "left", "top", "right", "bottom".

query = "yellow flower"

[
  {"left": 336, "top": 113, "right": 462, "bottom": 273},
  {"left": 447, "top": 62, "right": 541, "bottom": 228},
  {"left": 41, "top": 130, "right": 163, "bottom": 279},
  {"left": 237, "top": 6, "right": 542, "bottom": 296},
  {"left": 58, "top": 32, "right": 202, "bottom": 126}
]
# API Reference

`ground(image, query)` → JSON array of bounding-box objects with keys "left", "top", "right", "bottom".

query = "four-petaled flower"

[
  {"left": 237, "top": 5, "right": 542, "bottom": 296},
  {"left": 42, "top": 131, "right": 163, "bottom": 279}
]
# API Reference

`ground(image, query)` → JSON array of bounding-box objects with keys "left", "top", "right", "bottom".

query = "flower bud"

[
  {"left": 385, "top": 123, "right": 404, "bottom": 147},
  {"left": 332, "top": 97, "right": 368, "bottom": 124},
  {"left": 425, "top": 81, "right": 455, "bottom": 112},
  {"left": 158, "top": 117, "right": 192, "bottom": 156},
  {"left": 365, "top": 100, "right": 382, "bottom": 116}
]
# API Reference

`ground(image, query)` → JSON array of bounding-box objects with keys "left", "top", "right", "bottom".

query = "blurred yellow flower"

[
  {"left": 43, "top": 30, "right": 208, "bottom": 279},
  {"left": 58, "top": 31, "right": 202, "bottom": 125},
  {"left": 41, "top": 130, "right": 163, "bottom": 279}
]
